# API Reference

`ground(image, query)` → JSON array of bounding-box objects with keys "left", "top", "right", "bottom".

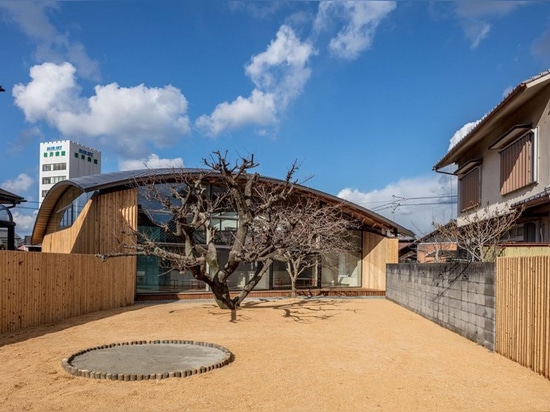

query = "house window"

[
  {"left": 459, "top": 167, "right": 480, "bottom": 212},
  {"left": 500, "top": 131, "right": 535, "bottom": 195}
]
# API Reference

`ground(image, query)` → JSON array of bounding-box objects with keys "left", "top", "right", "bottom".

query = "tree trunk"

[
  {"left": 233, "top": 260, "right": 272, "bottom": 307},
  {"left": 209, "top": 275, "right": 236, "bottom": 310},
  {"left": 290, "top": 277, "right": 297, "bottom": 298}
]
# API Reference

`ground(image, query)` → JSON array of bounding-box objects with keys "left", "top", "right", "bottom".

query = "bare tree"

[
  {"left": 102, "top": 151, "right": 298, "bottom": 310},
  {"left": 255, "top": 192, "right": 360, "bottom": 297},
  {"left": 433, "top": 203, "right": 523, "bottom": 262}
]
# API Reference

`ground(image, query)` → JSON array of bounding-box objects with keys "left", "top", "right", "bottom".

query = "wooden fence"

[
  {"left": 496, "top": 256, "right": 550, "bottom": 379},
  {"left": 0, "top": 251, "right": 136, "bottom": 334}
]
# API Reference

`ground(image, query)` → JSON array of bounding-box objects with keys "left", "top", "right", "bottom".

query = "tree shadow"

[{"left": 239, "top": 298, "right": 355, "bottom": 323}]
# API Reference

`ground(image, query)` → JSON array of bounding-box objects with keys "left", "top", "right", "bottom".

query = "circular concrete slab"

[{"left": 62, "top": 340, "right": 233, "bottom": 380}]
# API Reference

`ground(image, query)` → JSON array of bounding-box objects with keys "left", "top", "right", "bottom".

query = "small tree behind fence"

[{"left": 433, "top": 203, "right": 523, "bottom": 262}]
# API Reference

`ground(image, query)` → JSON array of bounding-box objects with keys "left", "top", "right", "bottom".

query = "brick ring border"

[{"left": 61, "top": 340, "right": 234, "bottom": 381}]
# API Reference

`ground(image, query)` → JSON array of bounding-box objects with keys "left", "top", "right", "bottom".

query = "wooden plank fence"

[
  {"left": 496, "top": 256, "right": 550, "bottom": 379},
  {"left": 1, "top": 251, "right": 136, "bottom": 334}
]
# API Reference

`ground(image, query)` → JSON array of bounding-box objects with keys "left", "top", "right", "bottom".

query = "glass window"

[
  {"left": 55, "top": 189, "right": 94, "bottom": 230},
  {"left": 42, "top": 164, "right": 52, "bottom": 172},
  {"left": 74, "top": 152, "right": 79, "bottom": 158},
  {"left": 272, "top": 260, "right": 316, "bottom": 289},
  {"left": 48, "top": 175, "right": 66, "bottom": 184},
  {"left": 321, "top": 231, "right": 362, "bottom": 287}
]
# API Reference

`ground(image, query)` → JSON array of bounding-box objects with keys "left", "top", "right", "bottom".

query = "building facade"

[
  {"left": 39, "top": 140, "right": 101, "bottom": 206},
  {"left": 433, "top": 69, "right": 550, "bottom": 243},
  {"left": 31, "top": 169, "right": 414, "bottom": 297}
]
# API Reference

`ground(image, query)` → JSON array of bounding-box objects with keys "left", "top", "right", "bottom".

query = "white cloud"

[
  {"left": 453, "top": 2, "right": 527, "bottom": 49},
  {"left": 13, "top": 62, "right": 191, "bottom": 158},
  {"left": 464, "top": 21, "right": 491, "bottom": 49},
  {"left": 0, "top": 1, "right": 100, "bottom": 80},
  {"left": 453, "top": 2, "right": 526, "bottom": 19},
  {"left": 196, "top": 24, "right": 315, "bottom": 137},
  {"left": 315, "top": 1, "right": 396, "bottom": 60},
  {"left": 119, "top": 154, "right": 184, "bottom": 171},
  {"left": 0, "top": 173, "right": 37, "bottom": 235},
  {"left": 338, "top": 174, "right": 456, "bottom": 236},
  {"left": 12, "top": 210, "right": 38, "bottom": 237},
  {"left": 196, "top": 90, "right": 277, "bottom": 137},
  {"left": 1, "top": 173, "right": 34, "bottom": 194},
  {"left": 448, "top": 120, "right": 480, "bottom": 151}
]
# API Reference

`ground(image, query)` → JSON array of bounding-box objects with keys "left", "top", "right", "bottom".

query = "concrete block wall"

[{"left": 386, "top": 262, "right": 496, "bottom": 351}]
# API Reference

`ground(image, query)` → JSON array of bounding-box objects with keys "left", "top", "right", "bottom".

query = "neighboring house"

[
  {"left": 398, "top": 225, "right": 458, "bottom": 263},
  {"left": 0, "top": 188, "right": 26, "bottom": 250},
  {"left": 31, "top": 169, "right": 414, "bottom": 298},
  {"left": 433, "top": 69, "right": 550, "bottom": 244}
]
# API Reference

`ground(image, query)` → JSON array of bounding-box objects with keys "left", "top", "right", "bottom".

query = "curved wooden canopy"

[{"left": 31, "top": 168, "right": 415, "bottom": 244}]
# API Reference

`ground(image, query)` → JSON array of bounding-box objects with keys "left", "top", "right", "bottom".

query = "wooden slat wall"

[
  {"left": 459, "top": 167, "right": 480, "bottom": 211},
  {"left": 42, "top": 188, "right": 138, "bottom": 254},
  {"left": 0, "top": 251, "right": 135, "bottom": 334},
  {"left": 500, "top": 133, "right": 533, "bottom": 195},
  {"left": 496, "top": 256, "right": 550, "bottom": 379},
  {"left": 362, "top": 233, "right": 398, "bottom": 290}
]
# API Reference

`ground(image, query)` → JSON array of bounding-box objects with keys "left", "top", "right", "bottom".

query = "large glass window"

[
  {"left": 272, "top": 260, "right": 316, "bottom": 289},
  {"left": 54, "top": 189, "right": 94, "bottom": 230},
  {"left": 135, "top": 182, "right": 364, "bottom": 294},
  {"left": 321, "top": 231, "right": 362, "bottom": 287}
]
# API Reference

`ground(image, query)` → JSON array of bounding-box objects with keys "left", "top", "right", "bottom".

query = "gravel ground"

[{"left": 1, "top": 298, "right": 550, "bottom": 411}]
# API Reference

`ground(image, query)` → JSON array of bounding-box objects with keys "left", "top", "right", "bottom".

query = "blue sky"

[{"left": 1, "top": 1, "right": 550, "bottom": 238}]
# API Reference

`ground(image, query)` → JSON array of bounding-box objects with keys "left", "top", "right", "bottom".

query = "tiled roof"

[
  {"left": 0, "top": 188, "right": 25, "bottom": 205},
  {"left": 434, "top": 69, "right": 550, "bottom": 171}
]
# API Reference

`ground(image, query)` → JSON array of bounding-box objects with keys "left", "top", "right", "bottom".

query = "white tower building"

[{"left": 39, "top": 140, "right": 101, "bottom": 205}]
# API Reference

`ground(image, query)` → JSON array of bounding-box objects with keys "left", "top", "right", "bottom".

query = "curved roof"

[{"left": 32, "top": 168, "right": 414, "bottom": 244}]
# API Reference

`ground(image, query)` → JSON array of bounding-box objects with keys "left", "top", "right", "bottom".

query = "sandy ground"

[{"left": 1, "top": 298, "right": 550, "bottom": 412}]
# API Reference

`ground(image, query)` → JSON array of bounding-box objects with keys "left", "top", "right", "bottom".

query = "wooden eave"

[
  {"left": 433, "top": 70, "right": 550, "bottom": 171},
  {"left": 0, "top": 188, "right": 26, "bottom": 206}
]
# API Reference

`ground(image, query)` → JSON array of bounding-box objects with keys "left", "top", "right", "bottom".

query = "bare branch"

[{"left": 434, "top": 203, "right": 523, "bottom": 262}]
